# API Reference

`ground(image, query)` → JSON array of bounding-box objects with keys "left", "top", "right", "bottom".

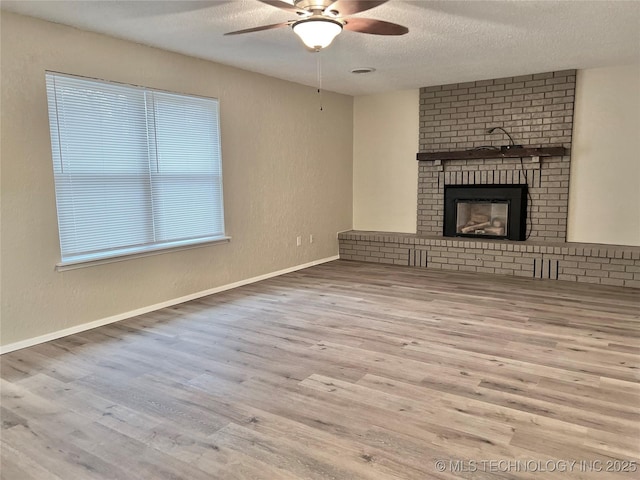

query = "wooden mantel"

[{"left": 416, "top": 146, "right": 567, "bottom": 162}]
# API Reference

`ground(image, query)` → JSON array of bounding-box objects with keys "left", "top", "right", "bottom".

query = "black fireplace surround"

[{"left": 444, "top": 184, "right": 528, "bottom": 241}]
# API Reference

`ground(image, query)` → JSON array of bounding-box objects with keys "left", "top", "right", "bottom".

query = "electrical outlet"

[
  {"left": 309, "top": 234, "right": 313, "bottom": 244},
  {"left": 296, "top": 236, "right": 302, "bottom": 247}
]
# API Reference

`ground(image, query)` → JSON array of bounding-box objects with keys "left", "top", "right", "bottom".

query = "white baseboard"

[{"left": 0, "top": 255, "right": 339, "bottom": 355}]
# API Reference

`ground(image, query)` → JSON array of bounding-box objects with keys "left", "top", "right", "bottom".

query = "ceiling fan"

[{"left": 224, "top": 0, "right": 409, "bottom": 51}]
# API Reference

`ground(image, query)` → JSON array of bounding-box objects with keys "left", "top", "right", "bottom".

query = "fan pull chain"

[{"left": 316, "top": 51, "right": 323, "bottom": 111}]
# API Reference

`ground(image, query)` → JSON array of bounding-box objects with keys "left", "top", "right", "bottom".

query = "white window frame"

[{"left": 45, "top": 72, "right": 229, "bottom": 270}]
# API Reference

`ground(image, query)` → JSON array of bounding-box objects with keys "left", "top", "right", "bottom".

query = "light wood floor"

[{"left": 1, "top": 260, "right": 639, "bottom": 479}]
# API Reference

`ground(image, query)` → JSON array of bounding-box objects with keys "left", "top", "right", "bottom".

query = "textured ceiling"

[{"left": 2, "top": 0, "right": 639, "bottom": 95}]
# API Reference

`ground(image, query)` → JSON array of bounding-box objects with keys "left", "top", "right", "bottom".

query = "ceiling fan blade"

[
  {"left": 258, "top": 0, "right": 307, "bottom": 15},
  {"left": 343, "top": 17, "right": 408, "bottom": 35},
  {"left": 326, "top": 0, "right": 388, "bottom": 16},
  {"left": 224, "top": 21, "right": 292, "bottom": 36}
]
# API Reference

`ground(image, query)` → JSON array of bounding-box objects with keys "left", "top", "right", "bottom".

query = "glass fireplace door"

[{"left": 456, "top": 200, "right": 509, "bottom": 238}]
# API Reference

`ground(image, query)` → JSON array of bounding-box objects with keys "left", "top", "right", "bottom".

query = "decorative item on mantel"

[{"left": 416, "top": 146, "right": 567, "bottom": 162}]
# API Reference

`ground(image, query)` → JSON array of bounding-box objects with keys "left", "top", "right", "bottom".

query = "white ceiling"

[{"left": 3, "top": 0, "right": 639, "bottom": 95}]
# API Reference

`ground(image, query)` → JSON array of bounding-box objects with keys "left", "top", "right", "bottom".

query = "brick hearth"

[{"left": 339, "top": 231, "right": 640, "bottom": 288}]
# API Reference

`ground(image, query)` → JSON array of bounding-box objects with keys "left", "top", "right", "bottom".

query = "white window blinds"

[{"left": 46, "top": 72, "right": 225, "bottom": 266}]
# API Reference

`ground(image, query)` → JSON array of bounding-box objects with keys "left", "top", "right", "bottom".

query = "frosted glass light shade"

[{"left": 293, "top": 19, "right": 342, "bottom": 50}]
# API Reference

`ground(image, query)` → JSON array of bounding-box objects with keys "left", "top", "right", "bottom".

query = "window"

[{"left": 46, "top": 72, "right": 226, "bottom": 267}]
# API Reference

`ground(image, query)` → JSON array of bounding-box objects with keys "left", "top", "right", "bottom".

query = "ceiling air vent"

[{"left": 350, "top": 67, "right": 376, "bottom": 74}]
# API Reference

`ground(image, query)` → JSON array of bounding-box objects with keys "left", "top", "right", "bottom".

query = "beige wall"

[
  {"left": 353, "top": 90, "right": 418, "bottom": 233},
  {"left": 568, "top": 64, "right": 640, "bottom": 246},
  {"left": 0, "top": 12, "right": 353, "bottom": 347}
]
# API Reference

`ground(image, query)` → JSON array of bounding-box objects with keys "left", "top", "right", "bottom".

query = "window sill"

[{"left": 56, "top": 236, "right": 231, "bottom": 272}]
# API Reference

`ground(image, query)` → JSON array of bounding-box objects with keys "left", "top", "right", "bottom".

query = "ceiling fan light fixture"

[{"left": 292, "top": 18, "right": 343, "bottom": 50}]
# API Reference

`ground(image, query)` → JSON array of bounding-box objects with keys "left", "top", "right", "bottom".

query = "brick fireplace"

[
  {"left": 417, "top": 70, "right": 574, "bottom": 241},
  {"left": 443, "top": 184, "right": 528, "bottom": 241},
  {"left": 339, "top": 70, "right": 640, "bottom": 288}
]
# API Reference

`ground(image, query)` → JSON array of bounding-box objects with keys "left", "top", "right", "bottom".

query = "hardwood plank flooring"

[{"left": 1, "top": 260, "right": 639, "bottom": 479}]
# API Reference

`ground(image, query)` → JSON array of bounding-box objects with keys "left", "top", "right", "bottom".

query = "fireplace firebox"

[{"left": 444, "top": 185, "right": 528, "bottom": 241}]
